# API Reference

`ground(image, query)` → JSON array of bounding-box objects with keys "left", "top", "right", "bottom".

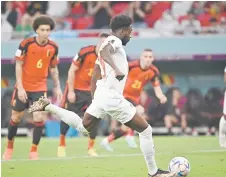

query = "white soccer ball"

[{"left": 168, "top": 157, "right": 191, "bottom": 177}]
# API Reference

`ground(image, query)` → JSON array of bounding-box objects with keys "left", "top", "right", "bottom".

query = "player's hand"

[
  {"left": 115, "top": 70, "right": 125, "bottom": 81},
  {"left": 159, "top": 95, "right": 167, "bottom": 104},
  {"left": 54, "top": 87, "right": 63, "bottom": 103},
  {"left": 17, "top": 87, "right": 28, "bottom": 103},
  {"left": 67, "top": 91, "right": 76, "bottom": 103}
]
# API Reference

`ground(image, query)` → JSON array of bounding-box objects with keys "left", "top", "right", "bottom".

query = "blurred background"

[{"left": 1, "top": 1, "right": 226, "bottom": 137}]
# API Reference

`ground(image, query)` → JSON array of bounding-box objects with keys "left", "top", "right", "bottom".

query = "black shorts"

[
  {"left": 61, "top": 88, "right": 92, "bottom": 117},
  {"left": 11, "top": 88, "right": 47, "bottom": 112}
]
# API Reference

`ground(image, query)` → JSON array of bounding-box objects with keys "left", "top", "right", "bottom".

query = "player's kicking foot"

[
  {"left": 88, "top": 148, "right": 99, "bottom": 157},
  {"left": 148, "top": 169, "right": 176, "bottom": 177},
  {"left": 29, "top": 151, "right": 39, "bottom": 160},
  {"left": 28, "top": 96, "right": 50, "bottom": 113},
  {"left": 2, "top": 148, "right": 13, "bottom": 161},
  {"left": 125, "top": 135, "right": 138, "bottom": 149},
  {"left": 100, "top": 138, "right": 114, "bottom": 152},
  {"left": 57, "top": 146, "right": 66, "bottom": 157}
]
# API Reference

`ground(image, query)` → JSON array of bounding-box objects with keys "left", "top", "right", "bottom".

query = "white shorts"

[
  {"left": 224, "top": 91, "right": 226, "bottom": 115},
  {"left": 86, "top": 87, "right": 136, "bottom": 124}
]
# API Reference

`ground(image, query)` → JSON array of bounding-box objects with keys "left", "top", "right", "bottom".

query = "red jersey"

[
  {"left": 123, "top": 60, "right": 160, "bottom": 105},
  {"left": 15, "top": 37, "right": 59, "bottom": 92},
  {"left": 72, "top": 45, "right": 97, "bottom": 91}
]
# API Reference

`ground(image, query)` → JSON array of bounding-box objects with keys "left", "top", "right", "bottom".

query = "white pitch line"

[{"left": 2, "top": 149, "right": 226, "bottom": 163}]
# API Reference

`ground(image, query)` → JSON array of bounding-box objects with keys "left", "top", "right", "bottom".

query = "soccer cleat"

[
  {"left": 57, "top": 146, "right": 66, "bottom": 157},
  {"left": 148, "top": 169, "right": 176, "bottom": 177},
  {"left": 2, "top": 148, "right": 13, "bottom": 161},
  {"left": 125, "top": 135, "right": 138, "bottom": 149},
  {"left": 100, "top": 138, "right": 114, "bottom": 152},
  {"left": 88, "top": 148, "right": 99, "bottom": 157},
  {"left": 29, "top": 151, "right": 39, "bottom": 160},
  {"left": 28, "top": 96, "right": 50, "bottom": 113}
]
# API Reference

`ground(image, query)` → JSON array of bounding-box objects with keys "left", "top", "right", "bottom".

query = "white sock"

[
  {"left": 219, "top": 116, "right": 226, "bottom": 143},
  {"left": 45, "top": 104, "right": 87, "bottom": 132},
  {"left": 139, "top": 125, "right": 158, "bottom": 175}
]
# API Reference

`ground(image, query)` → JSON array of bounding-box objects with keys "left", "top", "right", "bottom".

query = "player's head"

[
  {"left": 32, "top": 15, "right": 55, "bottom": 39},
  {"left": 140, "top": 49, "right": 154, "bottom": 70},
  {"left": 109, "top": 14, "right": 133, "bottom": 46}
]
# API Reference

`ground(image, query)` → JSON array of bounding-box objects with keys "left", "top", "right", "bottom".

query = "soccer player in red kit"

[
  {"left": 58, "top": 33, "right": 109, "bottom": 157},
  {"left": 3, "top": 15, "right": 63, "bottom": 160}
]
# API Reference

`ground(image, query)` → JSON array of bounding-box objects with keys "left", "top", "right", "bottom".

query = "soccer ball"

[{"left": 168, "top": 157, "right": 191, "bottom": 177}]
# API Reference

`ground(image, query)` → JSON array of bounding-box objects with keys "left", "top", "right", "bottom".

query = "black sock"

[
  {"left": 8, "top": 119, "right": 18, "bottom": 141},
  {"left": 32, "top": 121, "right": 44, "bottom": 145},
  {"left": 60, "top": 120, "right": 70, "bottom": 135}
]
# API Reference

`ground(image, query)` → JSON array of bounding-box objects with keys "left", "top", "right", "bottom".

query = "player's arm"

[
  {"left": 100, "top": 41, "right": 124, "bottom": 80},
  {"left": 150, "top": 71, "right": 167, "bottom": 104},
  {"left": 67, "top": 57, "right": 80, "bottom": 103},
  {"left": 224, "top": 67, "right": 226, "bottom": 84},
  {"left": 91, "top": 63, "right": 102, "bottom": 99},
  {"left": 15, "top": 41, "right": 28, "bottom": 103},
  {"left": 49, "top": 46, "right": 62, "bottom": 102}
]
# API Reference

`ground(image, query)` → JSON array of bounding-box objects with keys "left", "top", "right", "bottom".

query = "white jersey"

[
  {"left": 96, "top": 35, "right": 128, "bottom": 96},
  {"left": 224, "top": 66, "right": 226, "bottom": 72}
]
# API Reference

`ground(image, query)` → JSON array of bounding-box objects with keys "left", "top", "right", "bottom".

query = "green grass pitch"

[{"left": 1, "top": 136, "right": 226, "bottom": 177}]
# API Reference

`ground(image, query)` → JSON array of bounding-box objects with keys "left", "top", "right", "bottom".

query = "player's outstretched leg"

[
  {"left": 125, "top": 112, "right": 176, "bottom": 177},
  {"left": 58, "top": 121, "right": 70, "bottom": 157},
  {"left": 29, "top": 97, "right": 88, "bottom": 133},
  {"left": 219, "top": 115, "right": 226, "bottom": 148}
]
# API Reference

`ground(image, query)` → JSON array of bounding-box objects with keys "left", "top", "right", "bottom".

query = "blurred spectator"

[
  {"left": 1, "top": 1, "right": 18, "bottom": 29},
  {"left": 182, "top": 88, "right": 206, "bottom": 136},
  {"left": 127, "top": 1, "right": 151, "bottom": 28},
  {"left": 207, "top": 17, "right": 224, "bottom": 34},
  {"left": 164, "top": 88, "right": 187, "bottom": 135},
  {"left": 220, "top": 17, "right": 226, "bottom": 32},
  {"left": 204, "top": 1, "right": 221, "bottom": 17},
  {"left": 180, "top": 11, "right": 201, "bottom": 34},
  {"left": 88, "top": 2, "right": 114, "bottom": 29},
  {"left": 203, "top": 87, "right": 223, "bottom": 135},
  {"left": 153, "top": 10, "right": 180, "bottom": 36},
  {"left": 21, "top": 1, "right": 48, "bottom": 31},
  {"left": 190, "top": 1, "right": 205, "bottom": 16},
  {"left": 171, "top": 1, "right": 193, "bottom": 19},
  {"left": 47, "top": 1, "right": 70, "bottom": 30}
]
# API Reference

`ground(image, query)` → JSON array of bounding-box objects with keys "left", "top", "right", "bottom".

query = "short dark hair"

[
  {"left": 143, "top": 49, "right": 153, "bottom": 52},
  {"left": 99, "top": 33, "right": 109, "bottom": 38},
  {"left": 32, "top": 15, "right": 55, "bottom": 32},
  {"left": 109, "top": 14, "right": 132, "bottom": 32}
]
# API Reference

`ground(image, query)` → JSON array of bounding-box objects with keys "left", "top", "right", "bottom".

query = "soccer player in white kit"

[
  {"left": 219, "top": 66, "right": 226, "bottom": 148},
  {"left": 29, "top": 14, "right": 176, "bottom": 177}
]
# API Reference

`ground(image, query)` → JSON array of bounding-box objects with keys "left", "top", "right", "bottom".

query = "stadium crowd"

[{"left": 1, "top": 1, "right": 226, "bottom": 40}]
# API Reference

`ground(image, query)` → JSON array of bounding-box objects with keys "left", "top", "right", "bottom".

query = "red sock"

[
  {"left": 7, "top": 139, "right": 14, "bottom": 149},
  {"left": 88, "top": 138, "right": 95, "bottom": 150},
  {"left": 59, "top": 134, "right": 66, "bottom": 147},
  {"left": 30, "top": 144, "right": 37, "bottom": 152},
  {"left": 126, "top": 128, "right": 134, "bottom": 136},
  {"left": 107, "top": 133, "right": 115, "bottom": 143}
]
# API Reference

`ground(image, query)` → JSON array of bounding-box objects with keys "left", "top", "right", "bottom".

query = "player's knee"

[
  {"left": 11, "top": 111, "right": 23, "bottom": 123},
  {"left": 139, "top": 125, "right": 152, "bottom": 139},
  {"left": 33, "top": 112, "right": 45, "bottom": 122}
]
